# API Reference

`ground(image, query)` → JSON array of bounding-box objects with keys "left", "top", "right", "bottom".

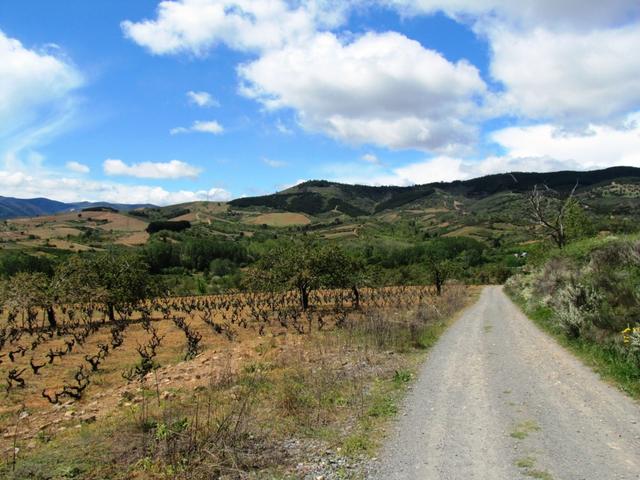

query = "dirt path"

[{"left": 374, "top": 286, "right": 640, "bottom": 479}]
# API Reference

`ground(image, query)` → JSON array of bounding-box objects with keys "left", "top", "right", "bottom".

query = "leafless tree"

[{"left": 528, "top": 181, "right": 578, "bottom": 249}]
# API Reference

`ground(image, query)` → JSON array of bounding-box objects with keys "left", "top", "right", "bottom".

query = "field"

[
  {"left": 0, "top": 284, "right": 470, "bottom": 478},
  {"left": 245, "top": 212, "right": 311, "bottom": 227},
  {"left": 0, "top": 211, "right": 149, "bottom": 252}
]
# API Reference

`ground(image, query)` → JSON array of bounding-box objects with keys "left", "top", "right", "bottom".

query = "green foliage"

[
  {"left": 0, "top": 271, "right": 51, "bottom": 311},
  {"left": 90, "top": 250, "right": 156, "bottom": 310},
  {"left": 564, "top": 199, "right": 595, "bottom": 241},
  {"left": 130, "top": 206, "right": 190, "bottom": 220},
  {"left": 142, "top": 237, "right": 248, "bottom": 274},
  {"left": 248, "top": 238, "right": 363, "bottom": 309},
  {"left": 23, "top": 250, "right": 157, "bottom": 316},
  {"left": 507, "top": 236, "right": 640, "bottom": 396},
  {"left": 146, "top": 220, "right": 191, "bottom": 234},
  {"left": 0, "top": 251, "right": 55, "bottom": 278}
]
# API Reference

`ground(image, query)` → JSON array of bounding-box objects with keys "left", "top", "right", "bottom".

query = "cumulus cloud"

[
  {"left": 239, "top": 31, "right": 486, "bottom": 152},
  {"left": 66, "top": 161, "right": 90, "bottom": 173},
  {"left": 123, "top": 0, "right": 640, "bottom": 170},
  {"left": 329, "top": 114, "right": 640, "bottom": 185},
  {"left": 187, "top": 90, "right": 219, "bottom": 107},
  {"left": 487, "top": 25, "right": 640, "bottom": 123},
  {"left": 489, "top": 116, "right": 640, "bottom": 169},
  {"left": 383, "top": 1, "right": 640, "bottom": 126},
  {"left": 0, "top": 169, "right": 230, "bottom": 205},
  {"left": 103, "top": 159, "right": 202, "bottom": 179},
  {"left": 121, "top": 0, "right": 347, "bottom": 55},
  {"left": 170, "top": 120, "right": 224, "bottom": 135}
]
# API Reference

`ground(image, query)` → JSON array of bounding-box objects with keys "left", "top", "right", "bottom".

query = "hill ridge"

[{"left": 230, "top": 166, "right": 640, "bottom": 216}]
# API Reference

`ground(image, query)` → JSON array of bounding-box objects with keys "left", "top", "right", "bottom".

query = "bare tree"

[{"left": 528, "top": 181, "right": 578, "bottom": 249}]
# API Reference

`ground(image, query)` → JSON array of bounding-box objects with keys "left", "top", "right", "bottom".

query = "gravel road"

[{"left": 374, "top": 285, "right": 640, "bottom": 480}]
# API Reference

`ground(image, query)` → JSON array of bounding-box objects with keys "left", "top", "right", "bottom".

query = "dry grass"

[
  {"left": 116, "top": 232, "right": 150, "bottom": 246},
  {"left": 245, "top": 213, "right": 311, "bottom": 227},
  {"left": 0, "top": 286, "right": 472, "bottom": 478},
  {"left": 2, "top": 211, "right": 149, "bottom": 251}
]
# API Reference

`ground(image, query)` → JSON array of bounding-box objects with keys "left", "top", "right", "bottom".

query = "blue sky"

[{"left": 1, "top": 1, "right": 640, "bottom": 204}]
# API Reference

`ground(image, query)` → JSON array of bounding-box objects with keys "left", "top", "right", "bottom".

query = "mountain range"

[{"left": 0, "top": 197, "right": 154, "bottom": 220}]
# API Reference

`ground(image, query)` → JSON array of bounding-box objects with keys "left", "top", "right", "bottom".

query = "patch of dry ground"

[
  {"left": 245, "top": 212, "right": 311, "bottom": 227},
  {"left": 1, "top": 211, "right": 149, "bottom": 250}
]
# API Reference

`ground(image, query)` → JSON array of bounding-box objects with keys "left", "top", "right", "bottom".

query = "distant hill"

[
  {"left": 4, "top": 166, "right": 640, "bottom": 250},
  {"left": 0, "top": 196, "right": 154, "bottom": 220},
  {"left": 229, "top": 166, "right": 640, "bottom": 216}
]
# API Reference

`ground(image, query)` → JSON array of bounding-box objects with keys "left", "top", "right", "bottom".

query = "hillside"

[
  {"left": 0, "top": 196, "right": 71, "bottom": 219},
  {"left": 229, "top": 166, "right": 640, "bottom": 216},
  {"left": 3, "top": 166, "right": 640, "bottom": 254}
]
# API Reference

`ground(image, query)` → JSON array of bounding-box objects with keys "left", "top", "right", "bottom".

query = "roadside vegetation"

[
  {"left": 506, "top": 235, "right": 640, "bottom": 399},
  {"left": 505, "top": 179, "right": 640, "bottom": 398}
]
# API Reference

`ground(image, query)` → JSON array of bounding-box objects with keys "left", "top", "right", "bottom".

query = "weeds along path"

[{"left": 374, "top": 285, "right": 640, "bottom": 480}]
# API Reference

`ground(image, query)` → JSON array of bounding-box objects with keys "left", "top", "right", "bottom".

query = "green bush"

[{"left": 507, "top": 237, "right": 640, "bottom": 376}]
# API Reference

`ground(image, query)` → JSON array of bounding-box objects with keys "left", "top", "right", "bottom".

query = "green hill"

[{"left": 229, "top": 167, "right": 640, "bottom": 217}]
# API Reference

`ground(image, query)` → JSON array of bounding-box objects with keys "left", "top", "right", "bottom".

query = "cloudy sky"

[{"left": 1, "top": 0, "right": 640, "bottom": 204}]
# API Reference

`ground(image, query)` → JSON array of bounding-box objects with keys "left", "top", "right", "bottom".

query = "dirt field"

[
  {"left": 1, "top": 211, "right": 149, "bottom": 251},
  {"left": 245, "top": 212, "right": 311, "bottom": 227},
  {"left": 115, "top": 231, "right": 150, "bottom": 246},
  {"left": 0, "top": 286, "right": 454, "bottom": 462}
]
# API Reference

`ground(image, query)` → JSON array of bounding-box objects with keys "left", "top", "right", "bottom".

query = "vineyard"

[{"left": 0, "top": 283, "right": 469, "bottom": 478}]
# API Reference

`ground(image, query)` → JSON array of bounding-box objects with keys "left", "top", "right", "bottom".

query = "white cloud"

[
  {"left": 0, "top": 30, "right": 83, "bottom": 173},
  {"left": 361, "top": 153, "right": 379, "bottom": 164},
  {"left": 0, "top": 30, "right": 83, "bottom": 136},
  {"left": 170, "top": 120, "right": 224, "bottom": 135},
  {"left": 487, "top": 25, "right": 640, "bottom": 123},
  {"left": 0, "top": 170, "right": 230, "bottom": 205},
  {"left": 325, "top": 156, "right": 463, "bottom": 186},
  {"left": 489, "top": 117, "right": 640, "bottom": 169},
  {"left": 66, "top": 161, "right": 90, "bottom": 173},
  {"left": 384, "top": 0, "right": 640, "bottom": 30},
  {"left": 121, "top": 0, "right": 346, "bottom": 55},
  {"left": 239, "top": 31, "right": 485, "bottom": 152},
  {"left": 187, "top": 90, "right": 219, "bottom": 107},
  {"left": 103, "top": 159, "right": 202, "bottom": 179},
  {"left": 262, "top": 158, "right": 287, "bottom": 168},
  {"left": 124, "top": 0, "right": 640, "bottom": 162},
  {"left": 0, "top": 170, "right": 30, "bottom": 188},
  {"left": 381, "top": 2, "right": 640, "bottom": 125},
  {"left": 192, "top": 120, "right": 224, "bottom": 134},
  {"left": 329, "top": 114, "right": 640, "bottom": 185}
]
